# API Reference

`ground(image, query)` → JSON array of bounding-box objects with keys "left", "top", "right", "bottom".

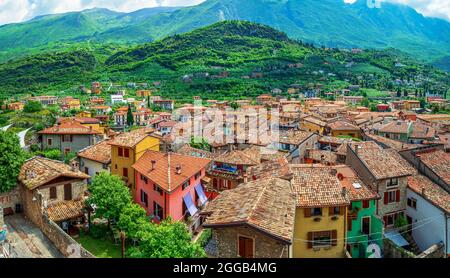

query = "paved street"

[{"left": 4, "top": 214, "right": 62, "bottom": 258}]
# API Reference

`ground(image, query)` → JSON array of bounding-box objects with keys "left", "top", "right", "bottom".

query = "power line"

[{"left": 292, "top": 214, "right": 441, "bottom": 243}]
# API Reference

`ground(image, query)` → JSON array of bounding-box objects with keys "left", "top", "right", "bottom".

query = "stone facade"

[
  {"left": 0, "top": 189, "right": 21, "bottom": 215},
  {"left": 375, "top": 178, "right": 408, "bottom": 218},
  {"left": 211, "top": 225, "right": 290, "bottom": 258}
]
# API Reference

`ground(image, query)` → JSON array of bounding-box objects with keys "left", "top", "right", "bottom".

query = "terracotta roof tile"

[
  {"left": 416, "top": 150, "right": 450, "bottom": 185},
  {"left": 203, "top": 177, "right": 295, "bottom": 243},
  {"left": 108, "top": 128, "right": 156, "bottom": 148},
  {"left": 19, "top": 157, "right": 89, "bottom": 190},
  {"left": 327, "top": 121, "right": 360, "bottom": 131},
  {"left": 378, "top": 120, "right": 411, "bottom": 134},
  {"left": 46, "top": 199, "right": 85, "bottom": 222},
  {"left": 408, "top": 174, "right": 450, "bottom": 213},
  {"left": 38, "top": 120, "right": 100, "bottom": 135},
  {"left": 306, "top": 149, "right": 337, "bottom": 164},
  {"left": 278, "top": 130, "right": 314, "bottom": 145},
  {"left": 175, "top": 144, "right": 215, "bottom": 159},
  {"left": 334, "top": 165, "right": 379, "bottom": 201},
  {"left": 132, "top": 151, "right": 211, "bottom": 192},
  {"left": 77, "top": 140, "right": 112, "bottom": 164},
  {"left": 290, "top": 164, "right": 350, "bottom": 208},
  {"left": 353, "top": 143, "right": 415, "bottom": 180},
  {"left": 213, "top": 145, "right": 261, "bottom": 166}
]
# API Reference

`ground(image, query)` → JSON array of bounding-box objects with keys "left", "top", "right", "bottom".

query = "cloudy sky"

[{"left": 0, "top": 0, "right": 449, "bottom": 26}]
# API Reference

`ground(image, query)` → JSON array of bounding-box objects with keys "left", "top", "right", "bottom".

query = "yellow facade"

[
  {"left": 301, "top": 120, "right": 325, "bottom": 135},
  {"left": 331, "top": 130, "right": 361, "bottom": 139},
  {"left": 110, "top": 136, "right": 160, "bottom": 190},
  {"left": 404, "top": 100, "right": 420, "bottom": 110},
  {"left": 84, "top": 123, "right": 105, "bottom": 134},
  {"left": 293, "top": 207, "right": 347, "bottom": 258},
  {"left": 77, "top": 111, "right": 92, "bottom": 118}
]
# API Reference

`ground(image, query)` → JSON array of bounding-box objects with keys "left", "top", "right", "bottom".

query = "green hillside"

[
  {"left": 0, "top": 21, "right": 447, "bottom": 102},
  {"left": 0, "top": 0, "right": 449, "bottom": 70}
]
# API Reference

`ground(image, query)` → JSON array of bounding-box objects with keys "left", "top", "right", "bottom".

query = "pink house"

[{"left": 132, "top": 151, "right": 211, "bottom": 224}]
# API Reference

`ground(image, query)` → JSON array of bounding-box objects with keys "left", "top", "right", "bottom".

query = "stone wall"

[
  {"left": 0, "top": 188, "right": 21, "bottom": 213},
  {"left": 40, "top": 215, "right": 94, "bottom": 258},
  {"left": 212, "top": 225, "right": 290, "bottom": 258},
  {"left": 384, "top": 239, "right": 445, "bottom": 258}
]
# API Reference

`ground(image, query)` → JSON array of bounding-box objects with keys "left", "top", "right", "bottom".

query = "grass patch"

[{"left": 75, "top": 234, "right": 123, "bottom": 258}]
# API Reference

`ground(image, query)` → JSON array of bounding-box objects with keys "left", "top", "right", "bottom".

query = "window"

[
  {"left": 384, "top": 190, "right": 400, "bottom": 204},
  {"left": 362, "top": 200, "right": 370, "bottom": 209},
  {"left": 140, "top": 190, "right": 148, "bottom": 207},
  {"left": 62, "top": 135, "right": 72, "bottom": 142},
  {"left": 407, "top": 197, "right": 417, "bottom": 209},
  {"left": 311, "top": 208, "right": 322, "bottom": 217},
  {"left": 362, "top": 217, "right": 371, "bottom": 235},
  {"left": 124, "top": 148, "right": 130, "bottom": 158},
  {"left": 153, "top": 184, "right": 163, "bottom": 196},
  {"left": 64, "top": 184, "right": 72, "bottom": 201},
  {"left": 384, "top": 214, "right": 395, "bottom": 227},
  {"left": 118, "top": 147, "right": 123, "bottom": 157},
  {"left": 47, "top": 138, "right": 52, "bottom": 146},
  {"left": 141, "top": 174, "right": 148, "bottom": 184},
  {"left": 182, "top": 181, "right": 189, "bottom": 191},
  {"left": 309, "top": 231, "right": 336, "bottom": 248},
  {"left": 386, "top": 178, "right": 399, "bottom": 187},
  {"left": 49, "top": 187, "right": 57, "bottom": 199},
  {"left": 194, "top": 171, "right": 201, "bottom": 180},
  {"left": 238, "top": 236, "right": 254, "bottom": 258},
  {"left": 114, "top": 164, "right": 118, "bottom": 170},
  {"left": 330, "top": 207, "right": 341, "bottom": 216},
  {"left": 123, "top": 168, "right": 128, "bottom": 178},
  {"left": 153, "top": 202, "right": 163, "bottom": 221}
]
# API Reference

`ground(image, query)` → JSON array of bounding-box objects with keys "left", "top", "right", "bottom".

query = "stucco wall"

[
  {"left": 41, "top": 134, "right": 96, "bottom": 154},
  {"left": 406, "top": 189, "right": 448, "bottom": 254},
  {"left": 293, "top": 207, "right": 346, "bottom": 258},
  {"left": 79, "top": 158, "right": 109, "bottom": 183},
  {"left": 212, "top": 225, "right": 290, "bottom": 258}
]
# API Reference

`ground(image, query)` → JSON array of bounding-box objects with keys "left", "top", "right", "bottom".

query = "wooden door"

[{"left": 238, "top": 236, "right": 254, "bottom": 258}]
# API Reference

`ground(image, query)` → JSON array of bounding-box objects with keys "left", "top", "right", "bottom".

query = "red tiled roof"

[
  {"left": 353, "top": 142, "right": 415, "bottom": 180},
  {"left": 132, "top": 151, "right": 211, "bottom": 192},
  {"left": 19, "top": 157, "right": 89, "bottom": 190},
  {"left": 416, "top": 150, "right": 450, "bottom": 185},
  {"left": 38, "top": 120, "right": 100, "bottom": 135},
  {"left": 108, "top": 128, "right": 156, "bottom": 148},
  {"left": 327, "top": 121, "right": 360, "bottom": 131},
  {"left": 46, "top": 199, "right": 85, "bottom": 222},
  {"left": 334, "top": 165, "right": 379, "bottom": 201},
  {"left": 408, "top": 175, "right": 450, "bottom": 213},
  {"left": 77, "top": 140, "right": 112, "bottom": 164},
  {"left": 203, "top": 177, "right": 295, "bottom": 243},
  {"left": 290, "top": 164, "right": 350, "bottom": 208}
]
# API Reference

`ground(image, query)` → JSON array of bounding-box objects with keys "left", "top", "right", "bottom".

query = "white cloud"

[{"left": 0, "top": 0, "right": 448, "bottom": 26}]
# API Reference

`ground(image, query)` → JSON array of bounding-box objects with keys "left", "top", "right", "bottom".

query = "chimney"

[
  {"left": 176, "top": 165, "right": 182, "bottom": 175},
  {"left": 243, "top": 172, "right": 248, "bottom": 183},
  {"left": 151, "top": 160, "right": 156, "bottom": 171},
  {"left": 71, "top": 160, "right": 79, "bottom": 172}
]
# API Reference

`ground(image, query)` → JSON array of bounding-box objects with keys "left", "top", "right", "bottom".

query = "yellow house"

[
  {"left": 301, "top": 116, "right": 327, "bottom": 135},
  {"left": 108, "top": 128, "right": 160, "bottom": 191},
  {"left": 327, "top": 120, "right": 362, "bottom": 139},
  {"left": 77, "top": 111, "right": 92, "bottom": 118},
  {"left": 290, "top": 165, "right": 350, "bottom": 258},
  {"left": 403, "top": 100, "right": 420, "bottom": 111}
]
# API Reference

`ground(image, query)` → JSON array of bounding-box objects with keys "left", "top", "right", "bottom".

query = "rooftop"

[
  {"left": 334, "top": 165, "right": 379, "bottom": 202},
  {"left": 108, "top": 128, "right": 156, "bottom": 148},
  {"left": 77, "top": 140, "right": 112, "bottom": 164},
  {"left": 408, "top": 174, "right": 450, "bottom": 214},
  {"left": 352, "top": 142, "right": 415, "bottom": 180},
  {"left": 203, "top": 177, "right": 295, "bottom": 243},
  {"left": 278, "top": 130, "right": 314, "bottom": 145},
  {"left": 378, "top": 120, "right": 411, "bottom": 134},
  {"left": 416, "top": 149, "right": 450, "bottom": 185},
  {"left": 289, "top": 164, "right": 350, "bottom": 208},
  {"left": 38, "top": 120, "right": 100, "bottom": 135},
  {"left": 213, "top": 146, "right": 261, "bottom": 166},
  {"left": 327, "top": 120, "right": 360, "bottom": 131},
  {"left": 132, "top": 151, "right": 211, "bottom": 192},
  {"left": 46, "top": 199, "right": 85, "bottom": 222},
  {"left": 19, "top": 157, "right": 89, "bottom": 190}
]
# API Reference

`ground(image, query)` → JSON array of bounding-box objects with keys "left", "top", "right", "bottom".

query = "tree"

[
  {"left": 87, "top": 173, "right": 132, "bottom": 222},
  {"left": 118, "top": 203, "right": 149, "bottom": 240},
  {"left": 126, "top": 104, "right": 134, "bottom": 126},
  {"left": 0, "top": 131, "right": 27, "bottom": 193},
  {"left": 24, "top": 101, "right": 42, "bottom": 113},
  {"left": 126, "top": 218, "right": 206, "bottom": 258}
]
